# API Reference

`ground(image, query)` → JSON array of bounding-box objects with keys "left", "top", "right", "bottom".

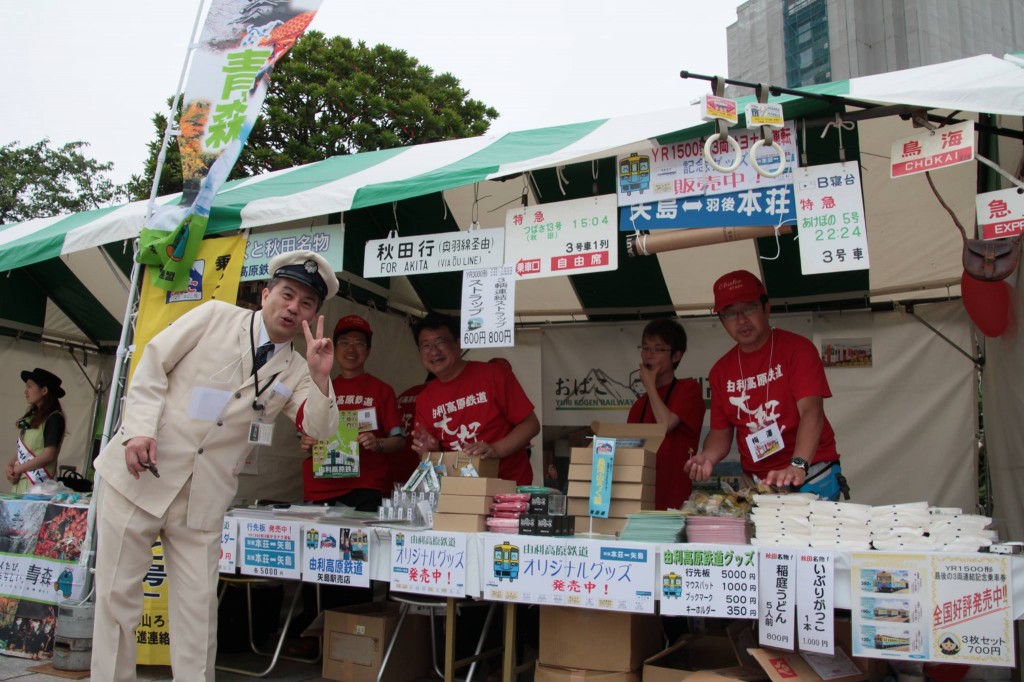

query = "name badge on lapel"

[{"left": 248, "top": 419, "right": 275, "bottom": 446}]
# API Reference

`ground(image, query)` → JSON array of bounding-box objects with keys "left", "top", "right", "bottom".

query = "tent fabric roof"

[{"left": 3, "top": 54, "right": 1023, "bottom": 276}]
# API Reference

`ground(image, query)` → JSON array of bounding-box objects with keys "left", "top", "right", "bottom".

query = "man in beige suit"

[{"left": 91, "top": 250, "right": 341, "bottom": 681}]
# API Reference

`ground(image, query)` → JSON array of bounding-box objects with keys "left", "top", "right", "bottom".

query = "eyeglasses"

[
  {"left": 336, "top": 340, "right": 367, "bottom": 349},
  {"left": 418, "top": 338, "right": 454, "bottom": 353},
  {"left": 718, "top": 302, "right": 762, "bottom": 322},
  {"left": 637, "top": 345, "right": 672, "bottom": 354}
]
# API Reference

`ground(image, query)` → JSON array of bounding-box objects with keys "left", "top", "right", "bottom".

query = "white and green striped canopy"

[
  {"left": 2, "top": 52, "right": 1023, "bottom": 348},
  {"left": 5, "top": 54, "right": 1023, "bottom": 273}
]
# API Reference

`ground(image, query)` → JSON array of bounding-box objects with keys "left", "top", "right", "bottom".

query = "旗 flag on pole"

[{"left": 138, "top": 0, "right": 324, "bottom": 290}]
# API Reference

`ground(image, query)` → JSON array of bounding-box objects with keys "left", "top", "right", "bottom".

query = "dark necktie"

[{"left": 253, "top": 341, "right": 274, "bottom": 375}]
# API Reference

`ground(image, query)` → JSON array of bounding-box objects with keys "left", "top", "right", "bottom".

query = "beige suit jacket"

[{"left": 95, "top": 300, "right": 338, "bottom": 531}]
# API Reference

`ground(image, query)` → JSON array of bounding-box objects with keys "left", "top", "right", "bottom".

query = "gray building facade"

[{"left": 728, "top": 0, "right": 1024, "bottom": 87}]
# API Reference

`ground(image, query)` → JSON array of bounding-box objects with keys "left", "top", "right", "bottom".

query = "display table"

[{"left": 220, "top": 512, "right": 1019, "bottom": 675}]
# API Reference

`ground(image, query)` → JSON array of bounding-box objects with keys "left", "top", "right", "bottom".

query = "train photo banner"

[{"left": 615, "top": 123, "right": 799, "bottom": 208}]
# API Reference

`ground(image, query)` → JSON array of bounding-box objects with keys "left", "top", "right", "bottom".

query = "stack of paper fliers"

[
  {"left": 750, "top": 497, "right": 997, "bottom": 551},
  {"left": 619, "top": 511, "right": 686, "bottom": 543}
]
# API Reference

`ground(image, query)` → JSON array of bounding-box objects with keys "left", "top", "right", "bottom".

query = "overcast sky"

[{"left": 3, "top": 0, "right": 744, "bottom": 185}]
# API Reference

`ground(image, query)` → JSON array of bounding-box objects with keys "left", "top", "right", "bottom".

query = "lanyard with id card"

[{"left": 745, "top": 421, "right": 784, "bottom": 462}]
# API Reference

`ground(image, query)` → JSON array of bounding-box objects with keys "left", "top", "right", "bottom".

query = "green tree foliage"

[
  {"left": 0, "top": 139, "right": 126, "bottom": 225},
  {"left": 128, "top": 32, "right": 499, "bottom": 200}
]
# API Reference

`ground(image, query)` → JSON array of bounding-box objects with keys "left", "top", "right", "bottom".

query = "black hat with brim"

[{"left": 21, "top": 368, "right": 65, "bottom": 399}]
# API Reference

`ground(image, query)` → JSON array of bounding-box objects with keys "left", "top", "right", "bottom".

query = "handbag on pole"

[{"left": 926, "top": 172, "right": 1021, "bottom": 281}]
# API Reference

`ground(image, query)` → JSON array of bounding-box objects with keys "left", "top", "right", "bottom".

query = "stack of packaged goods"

[
  {"left": 808, "top": 500, "right": 873, "bottom": 551},
  {"left": 487, "top": 491, "right": 530, "bottom": 535},
  {"left": 519, "top": 489, "right": 574, "bottom": 537},
  {"left": 680, "top": 486, "right": 756, "bottom": 545},
  {"left": 620, "top": 511, "right": 685, "bottom": 543},
  {"left": 869, "top": 502, "right": 933, "bottom": 551},
  {"left": 568, "top": 425, "right": 663, "bottom": 536},
  {"left": 927, "top": 508, "right": 997, "bottom": 551},
  {"left": 433, "top": 476, "right": 515, "bottom": 532},
  {"left": 749, "top": 493, "right": 816, "bottom": 547}
]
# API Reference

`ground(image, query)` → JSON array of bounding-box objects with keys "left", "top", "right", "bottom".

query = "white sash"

[{"left": 16, "top": 436, "right": 51, "bottom": 486}]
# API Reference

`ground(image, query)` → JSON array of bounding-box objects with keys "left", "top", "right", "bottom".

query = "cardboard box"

[
  {"left": 539, "top": 606, "right": 662, "bottom": 672},
  {"left": 422, "top": 451, "right": 499, "bottom": 478},
  {"left": 568, "top": 463, "right": 655, "bottom": 485},
  {"left": 644, "top": 634, "right": 767, "bottom": 682},
  {"left": 432, "top": 512, "right": 488, "bottom": 532},
  {"left": 746, "top": 648, "right": 867, "bottom": 682},
  {"left": 567, "top": 481, "right": 655, "bottom": 502},
  {"left": 573, "top": 516, "right": 627, "bottom": 535},
  {"left": 436, "top": 494, "right": 493, "bottom": 515},
  {"left": 535, "top": 662, "right": 640, "bottom": 682},
  {"left": 323, "top": 602, "right": 430, "bottom": 682},
  {"left": 568, "top": 498, "right": 651, "bottom": 517},
  {"left": 439, "top": 476, "right": 516, "bottom": 496},
  {"left": 569, "top": 422, "right": 664, "bottom": 468}
]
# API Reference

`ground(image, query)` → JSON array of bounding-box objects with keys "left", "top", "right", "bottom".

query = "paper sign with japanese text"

[
  {"left": 850, "top": 553, "right": 930, "bottom": 661},
  {"left": 758, "top": 548, "right": 797, "bottom": 650},
  {"left": 619, "top": 185, "right": 796, "bottom": 231},
  {"left": 480, "top": 534, "right": 657, "bottom": 613},
  {"left": 930, "top": 554, "right": 1014, "bottom": 667},
  {"left": 301, "top": 524, "right": 371, "bottom": 589},
  {"left": 461, "top": 267, "right": 516, "bottom": 348},
  {"left": 701, "top": 94, "right": 738, "bottom": 124},
  {"left": 615, "top": 123, "right": 799, "bottom": 207},
  {"left": 588, "top": 437, "right": 616, "bottom": 518},
  {"left": 238, "top": 517, "right": 302, "bottom": 579},
  {"left": 363, "top": 228, "right": 504, "bottom": 278},
  {"left": 312, "top": 410, "right": 361, "bottom": 478},
  {"left": 794, "top": 162, "right": 870, "bottom": 275},
  {"left": 138, "top": 537, "right": 170, "bottom": 665},
  {"left": 390, "top": 530, "right": 468, "bottom": 598},
  {"left": 219, "top": 517, "right": 238, "bottom": 573},
  {"left": 241, "top": 224, "right": 345, "bottom": 281},
  {"left": 505, "top": 195, "right": 617, "bottom": 279},
  {"left": 745, "top": 102, "right": 785, "bottom": 128},
  {"left": 890, "top": 120, "right": 974, "bottom": 178},
  {"left": 797, "top": 551, "right": 835, "bottom": 654},
  {"left": 976, "top": 187, "right": 1024, "bottom": 240},
  {"left": 659, "top": 543, "right": 758, "bottom": 618}
]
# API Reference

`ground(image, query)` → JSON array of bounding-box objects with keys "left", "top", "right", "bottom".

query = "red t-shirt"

[
  {"left": 627, "top": 377, "right": 705, "bottom": 510},
  {"left": 389, "top": 381, "right": 429, "bottom": 489},
  {"left": 298, "top": 373, "right": 402, "bottom": 501},
  {"left": 709, "top": 328, "right": 838, "bottom": 476},
  {"left": 414, "top": 361, "right": 535, "bottom": 486}
]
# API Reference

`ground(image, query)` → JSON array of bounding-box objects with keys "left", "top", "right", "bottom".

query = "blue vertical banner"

[
  {"left": 139, "top": 0, "right": 324, "bottom": 290},
  {"left": 588, "top": 437, "right": 616, "bottom": 518}
]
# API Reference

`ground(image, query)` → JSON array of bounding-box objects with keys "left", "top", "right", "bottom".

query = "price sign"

[
  {"left": 481, "top": 534, "right": 656, "bottom": 613},
  {"left": 759, "top": 548, "right": 797, "bottom": 650},
  {"left": 390, "top": 531, "right": 468, "bottom": 598},
  {"left": 794, "top": 162, "right": 870, "bottom": 275},
  {"left": 461, "top": 267, "right": 516, "bottom": 348},
  {"left": 302, "top": 524, "right": 371, "bottom": 588},
  {"left": 659, "top": 543, "right": 759, "bottom": 618},
  {"left": 797, "top": 551, "right": 835, "bottom": 654},
  {"left": 219, "top": 517, "right": 238, "bottom": 573},
  {"left": 238, "top": 518, "right": 301, "bottom": 580}
]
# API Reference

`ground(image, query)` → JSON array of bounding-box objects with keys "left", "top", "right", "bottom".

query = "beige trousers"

[{"left": 91, "top": 478, "right": 221, "bottom": 682}]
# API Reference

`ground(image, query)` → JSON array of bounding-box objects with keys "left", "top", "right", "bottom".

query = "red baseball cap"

[
  {"left": 712, "top": 270, "right": 767, "bottom": 313},
  {"left": 333, "top": 314, "right": 373, "bottom": 341}
]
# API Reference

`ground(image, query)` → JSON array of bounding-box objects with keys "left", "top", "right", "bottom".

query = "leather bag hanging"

[{"left": 926, "top": 172, "right": 1021, "bottom": 282}]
